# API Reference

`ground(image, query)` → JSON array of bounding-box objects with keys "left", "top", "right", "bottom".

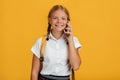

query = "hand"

[{"left": 64, "top": 22, "right": 74, "bottom": 42}]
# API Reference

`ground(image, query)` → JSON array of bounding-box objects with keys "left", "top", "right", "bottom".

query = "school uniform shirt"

[{"left": 31, "top": 32, "right": 82, "bottom": 76}]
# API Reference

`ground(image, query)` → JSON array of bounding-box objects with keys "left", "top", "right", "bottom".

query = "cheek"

[
  {"left": 64, "top": 20, "right": 68, "bottom": 24},
  {"left": 49, "top": 19, "right": 55, "bottom": 24},
  {"left": 64, "top": 22, "right": 67, "bottom": 26},
  {"left": 50, "top": 20, "right": 57, "bottom": 24}
]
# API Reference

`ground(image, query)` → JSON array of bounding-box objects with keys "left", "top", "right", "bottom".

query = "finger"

[
  {"left": 67, "top": 22, "right": 72, "bottom": 28},
  {"left": 64, "top": 30, "right": 72, "bottom": 34},
  {"left": 64, "top": 32, "right": 71, "bottom": 35},
  {"left": 64, "top": 28, "right": 71, "bottom": 33},
  {"left": 66, "top": 27, "right": 72, "bottom": 32},
  {"left": 64, "top": 29, "right": 71, "bottom": 33}
]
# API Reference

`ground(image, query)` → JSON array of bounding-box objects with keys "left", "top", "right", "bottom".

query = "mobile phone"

[
  {"left": 64, "top": 24, "right": 68, "bottom": 32},
  {"left": 64, "top": 22, "right": 70, "bottom": 37}
]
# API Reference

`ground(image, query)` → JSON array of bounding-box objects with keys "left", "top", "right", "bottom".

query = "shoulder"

[
  {"left": 35, "top": 37, "right": 42, "bottom": 44},
  {"left": 35, "top": 35, "right": 47, "bottom": 45},
  {"left": 73, "top": 36, "right": 79, "bottom": 41},
  {"left": 72, "top": 36, "right": 82, "bottom": 48},
  {"left": 33, "top": 36, "right": 44, "bottom": 47},
  {"left": 35, "top": 35, "right": 47, "bottom": 43},
  {"left": 73, "top": 36, "right": 80, "bottom": 43}
]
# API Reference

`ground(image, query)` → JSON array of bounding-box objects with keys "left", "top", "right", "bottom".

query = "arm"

[
  {"left": 31, "top": 54, "right": 40, "bottom": 80},
  {"left": 68, "top": 39, "right": 81, "bottom": 70},
  {"left": 64, "top": 22, "right": 82, "bottom": 70}
]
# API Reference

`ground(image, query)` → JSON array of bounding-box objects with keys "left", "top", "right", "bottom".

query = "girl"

[{"left": 31, "top": 5, "right": 82, "bottom": 80}]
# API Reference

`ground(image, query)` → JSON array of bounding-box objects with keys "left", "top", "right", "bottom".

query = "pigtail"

[{"left": 46, "top": 23, "right": 51, "bottom": 41}]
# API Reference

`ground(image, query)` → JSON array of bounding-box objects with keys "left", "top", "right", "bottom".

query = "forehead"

[{"left": 51, "top": 10, "right": 68, "bottom": 17}]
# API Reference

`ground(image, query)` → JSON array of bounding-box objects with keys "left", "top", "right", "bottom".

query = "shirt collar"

[{"left": 49, "top": 31, "right": 64, "bottom": 41}]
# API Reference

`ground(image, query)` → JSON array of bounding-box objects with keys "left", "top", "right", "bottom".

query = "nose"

[{"left": 57, "top": 19, "right": 62, "bottom": 23}]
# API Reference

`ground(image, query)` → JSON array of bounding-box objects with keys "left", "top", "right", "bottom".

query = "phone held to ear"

[{"left": 64, "top": 24, "right": 70, "bottom": 37}]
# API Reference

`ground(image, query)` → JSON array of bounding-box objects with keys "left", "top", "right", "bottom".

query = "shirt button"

[{"left": 56, "top": 44, "right": 59, "bottom": 49}]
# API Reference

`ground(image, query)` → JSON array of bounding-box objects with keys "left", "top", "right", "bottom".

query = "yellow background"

[{"left": 0, "top": 0, "right": 120, "bottom": 80}]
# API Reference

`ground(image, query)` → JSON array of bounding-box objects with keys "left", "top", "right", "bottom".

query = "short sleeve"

[
  {"left": 73, "top": 37, "right": 82, "bottom": 51},
  {"left": 30, "top": 37, "right": 42, "bottom": 58}
]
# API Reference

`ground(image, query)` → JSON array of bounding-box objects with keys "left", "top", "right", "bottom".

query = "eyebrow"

[{"left": 52, "top": 16, "right": 67, "bottom": 18}]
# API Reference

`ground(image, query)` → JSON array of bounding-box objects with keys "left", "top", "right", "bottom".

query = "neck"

[{"left": 51, "top": 30, "right": 63, "bottom": 40}]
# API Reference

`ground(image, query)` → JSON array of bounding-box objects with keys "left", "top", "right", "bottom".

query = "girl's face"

[{"left": 49, "top": 10, "right": 68, "bottom": 32}]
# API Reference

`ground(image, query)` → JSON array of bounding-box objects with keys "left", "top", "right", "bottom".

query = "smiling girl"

[{"left": 31, "top": 5, "right": 82, "bottom": 80}]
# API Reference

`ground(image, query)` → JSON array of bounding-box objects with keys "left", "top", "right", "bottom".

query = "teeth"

[{"left": 55, "top": 25, "right": 62, "bottom": 26}]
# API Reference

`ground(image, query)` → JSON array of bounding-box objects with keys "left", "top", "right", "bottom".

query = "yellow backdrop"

[{"left": 0, "top": 0, "right": 120, "bottom": 80}]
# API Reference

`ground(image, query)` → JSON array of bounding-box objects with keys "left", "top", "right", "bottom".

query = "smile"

[{"left": 55, "top": 24, "right": 64, "bottom": 27}]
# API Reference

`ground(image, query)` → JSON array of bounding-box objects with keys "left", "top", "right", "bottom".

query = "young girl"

[{"left": 31, "top": 5, "right": 82, "bottom": 80}]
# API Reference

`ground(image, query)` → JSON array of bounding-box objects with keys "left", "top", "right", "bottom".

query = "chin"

[{"left": 56, "top": 29, "right": 64, "bottom": 32}]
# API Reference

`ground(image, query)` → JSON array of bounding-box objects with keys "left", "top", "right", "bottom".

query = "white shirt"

[{"left": 31, "top": 32, "right": 82, "bottom": 76}]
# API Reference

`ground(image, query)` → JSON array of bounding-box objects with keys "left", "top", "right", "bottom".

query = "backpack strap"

[{"left": 40, "top": 35, "right": 47, "bottom": 62}]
